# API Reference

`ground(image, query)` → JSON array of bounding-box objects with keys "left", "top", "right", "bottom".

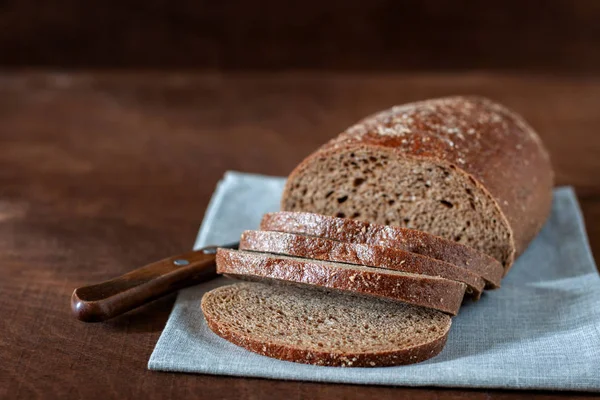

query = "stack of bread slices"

[{"left": 201, "top": 96, "right": 554, "bottom": 367}]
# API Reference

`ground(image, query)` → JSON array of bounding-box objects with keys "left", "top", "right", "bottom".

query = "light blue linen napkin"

[{"left": 149, "top": 171, "right": 600, "bottom": 391}]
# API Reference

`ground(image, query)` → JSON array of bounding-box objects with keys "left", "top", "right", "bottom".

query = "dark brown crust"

[
  {"left": 201, "top": 283, "right": 451, "bottom": 367},
  {"left": 240, "top": 230, "right": 486, "bottom": 298},
  {"left": 261, "top": 211, "right": 503, "bottom": 288},
  {"left": 281, "top": 96, "right": 554, "bottom": 272},
  {"left": 216, "top": 249, "right": 466, "bottom": 315}
]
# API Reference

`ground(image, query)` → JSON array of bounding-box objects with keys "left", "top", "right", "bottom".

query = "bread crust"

[
  {"left": 240, "top": 229, "right": 486, "bottom": 298},
  {"left": 216, "top": 249, "right": 466, "bottom": 315},
  {"left": 261, "top": 211, "right": 503, "bottom": 288},
  {"left": 201, "top": 283, "right": 451, "bottom": 367},
  {"left": 281, "top": 96, "right": 554, "bottom": 272}
]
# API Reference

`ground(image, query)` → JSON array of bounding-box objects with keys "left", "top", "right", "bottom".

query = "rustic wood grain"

[
  {"left": 1, "top": 0, "right": 600, "bottom": 73},
  {"left": 0, "top": 72, "right": 599, "bottom": 399}
]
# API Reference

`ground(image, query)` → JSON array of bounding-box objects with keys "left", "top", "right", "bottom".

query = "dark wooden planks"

[{"left": 0, "top": 72, "right": 598, "bottom": 399}]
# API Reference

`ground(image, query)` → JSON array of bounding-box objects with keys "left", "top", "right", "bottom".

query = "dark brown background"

[
  {"left": 1, "top": 0, "right": 599, "bottom": 73},
  {"left": 1, "top": 1, "right": 599, "bottom": 399}
]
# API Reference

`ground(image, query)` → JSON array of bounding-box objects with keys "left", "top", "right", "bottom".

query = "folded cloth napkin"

[{"left": 149, "top": 171, "right": 600, "bottom": 391}]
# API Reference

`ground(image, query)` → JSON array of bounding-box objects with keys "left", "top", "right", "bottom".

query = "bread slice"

[
  {"left": 240, "top": 230, "right": 485, "bottom": 298},
  {"left": 280, "top": 96, "right": 554, "bottom": 273},
  {"left": 216, "top": 249, "right": 466, "bottom": 315},
  {"left": 201, "top": 282, "right": 452, "bottom": 367},
  {"left": 261, "top": 211, "right": 502, "bottom": 288}
]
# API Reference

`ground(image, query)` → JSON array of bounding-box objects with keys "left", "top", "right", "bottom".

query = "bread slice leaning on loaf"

[
  {"left": 201, "top": 282, "right": 452, "bottom": 367},
  {"left": 261, "top": 211, "right": 502, "bottom": 288},
  {"left": 216, "top": 249, "right": 466, "bottom": 315},
  {"left": 240, "top": 230, "right": 486, "bottom": 298},
  {"left": 280, "top": 96, "right": 554, "bottom": 273}
]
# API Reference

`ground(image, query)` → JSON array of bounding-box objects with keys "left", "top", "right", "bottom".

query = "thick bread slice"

[
  {"left": 240, "top": 230, "right": 486, "bottom": 298},
  {"left": 280, "top": 96, "right": 554, "bottom": 273},
  {"left": 201, "top": 282, "right": 452, "bottom": 367},
  {"left": 261, "top": 211, "right": 502, "bottom": 288},
  {"left": 216, "top": 249, "right": 466, "bottom": 315}
]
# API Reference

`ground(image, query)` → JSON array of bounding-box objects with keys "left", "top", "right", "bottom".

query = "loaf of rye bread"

[
  {"left": 216, "top": 249, "right": 466, "bottom": 315},
  {"left": 202, "top": 282, "right": 451, "bottom": 367},
  {"left": 261, "top": 211, "right": 502, "bottom": 288},
  {"left": 239, "top": 230, "right": 486, "bottom": 297},
  {"left": 280, "top": 96, "right": 554, "bottom": 272}
]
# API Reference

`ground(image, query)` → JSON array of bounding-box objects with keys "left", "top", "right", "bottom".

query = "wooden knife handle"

[{"left": 71, "top": 244, "right": 232, "bottom": 322}]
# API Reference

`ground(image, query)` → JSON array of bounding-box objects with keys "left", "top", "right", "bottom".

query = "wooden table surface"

[{"left": 1, "top": 72, "right": 599, "bottom": 399}]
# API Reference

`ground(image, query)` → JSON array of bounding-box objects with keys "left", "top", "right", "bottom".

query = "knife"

[{"left": 71, "top": 242, "right": 239, "bottom": 322}]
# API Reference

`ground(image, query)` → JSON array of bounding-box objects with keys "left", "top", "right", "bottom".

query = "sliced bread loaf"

[
  {"left": 261, "top": 211, "right": 502, "bottom": 288},
  {"left": 280, "top": 96, "right": 554, "bottom": 272},
  {"left": 216, "top": 249, "right": 466, "bottom": 315},
  {"left": 201, "top": 282, "right": 452, "bottom": 367},
  {"left": 240, "top": 230, "right": 486, "bottom": 298}
]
